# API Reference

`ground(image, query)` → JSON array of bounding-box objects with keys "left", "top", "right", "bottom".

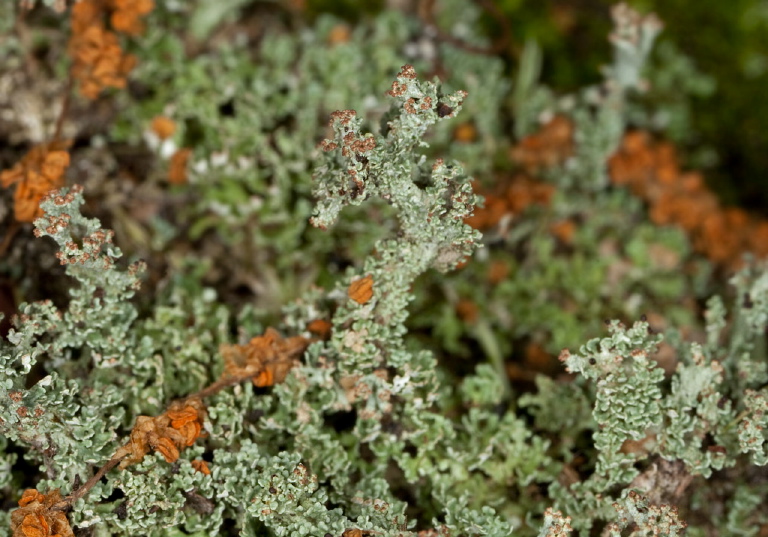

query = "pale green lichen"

[{"left": 3, "top": 3, "right": 768, "bottom": 537}]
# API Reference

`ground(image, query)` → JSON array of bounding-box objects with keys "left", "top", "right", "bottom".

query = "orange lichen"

[
  {"left": 68, "top": 0, "right": 153, "bottom": 99},
  {"left": 1, "top": 141, "right": 70, "bottom": 223},
  {"left": 69, "top": 23, "right": 137, "bottom": 99},
  {"left": 453, "top": 122, "right": 477, "bottom": 143},
  {"left": 455, "top": 298, "right": 479, "bottom": 324},
  {"left": 191, "top": 459, "right": 211, "bottom": 475},
  {"left": 465, "top": 117, "right": 572, "bottom": 232},
  {"left": 477, "top": 119, "right": 768, "bottom": 269},
  {"left": 154, "top": 436, "right": 180, "bottom": 463},
  {"left": 109, "top": 0, "right": 154, "bottom": 35},
  {"left": 168, "top": 148, "right": 192, "bottom": 184},
  {"left": 252, "top": 368, "right": 274, "bottom": 388},
  {"left": 348, "top": 275, "right": 374, "bottom": 304},
  {"left": 510, "top": 115, "right": 574, "bottom": 172},
  {"left": 20, "top": 513, "right": 50, "bottom": 537},
  {"left": 505, "top": 176, "right": 555, "bottom": 213},
  {"left": 219, "top": 327, "right": 309, "bottom": 388},
  {"left": 465, "top": 175, "right": 555, "bottom": 231},
  {"left": 609, "top": 130, "right": 768, "bottom": 269},
  {"left": 113, "top": 398, "right": 207, "bottom": 468},
  {"left": 70, "top": 0, "right": 102, "bottom": 34},
  {"left": 550, "top": 219, "right": 576, "bottom": 244},
  {"left": 524, "top": 342, "right": 553, "bottom": 371},
  {"left": 328, "top": 23, "right": 351, "bottom": 45},
  {"left": 17, "top": 490, "right": 46, "bottom": 508},
  {"left": 307, "top": 319, "right": 332, "bottom": 339},
  {"left": 166, "top": 399, "right": 207, "bottom": 447},
  {"left": 464, "top": 188, "right": 508, "bottom": 230},
  {"left": 10, "top": 489, "right": 74, "bottom": 537},
  {"left": 151, "top": 116, "right": 176, "bottom": 140},
  {"left": 486, "top": 259, "right": 509, "bottom": 285}
]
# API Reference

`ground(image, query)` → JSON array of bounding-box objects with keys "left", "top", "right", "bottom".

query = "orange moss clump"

[
  {"left": 219, "top": 328, "right": 309, "bottom": 388},
  {"left": 113, "top": 398, "right": 207, "bottom": 468},
  {"left": 609, "top": 131, "right": 768, "bottom": 268},
  {"left": 505, "top": 176, "right": 556, "bottom": 213},
  {"left": 10, "top": 489, "right": 74, "bottom": 537},
  {"left": 68, "top": 0, "right": 153, "bottom": 99},
  {"left": 1, "top": 142, "right": 70, "bottom": 223}
]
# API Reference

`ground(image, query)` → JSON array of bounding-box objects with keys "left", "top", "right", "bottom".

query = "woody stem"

[
  {"left": 52, "top": 76, "right": 73, "bottom": 143},
  {"left": 45, "top": 376, "right": 245, "bottom": 513},
  {"left": 0, "top": 222, "right": 20, "bottom": 258},
  {"left": 50, "top": 455, "right": 125, "bottom": 512},
  {"left": 189, "top": 374, "right": 255, "bottom": 400}
]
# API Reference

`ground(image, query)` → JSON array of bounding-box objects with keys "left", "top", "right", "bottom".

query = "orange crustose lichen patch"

[
  {"left": 10, "top": 489, "right": 74, "bottom": 537},
  {"left": 463, "top": 186, "right": 508, "bottom": 230},
  {"left": 348, "top": 275, "right": 374, "bottom": 304},
  {"left": 252, "top": 369, "right": 274, "bottom": 388},
  {"left": 70, "top": 0, "right": 102, "bottom": 34},
  {"left": 113, "top": 398, "right": 207, "bottom": 468},
  {"left": 69, "top": 28, "right": 136, "bottom": 99},
  {"left": 1, "top": 141, "right": 70, "bottom": 223},
  {"left": 219, "top": 327, "right": 310, "bottom": 388}
]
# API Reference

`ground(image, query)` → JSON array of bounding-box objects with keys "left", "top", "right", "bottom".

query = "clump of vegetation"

[{"left": 1, "top": 2, "right": 767, "bottom": 536}]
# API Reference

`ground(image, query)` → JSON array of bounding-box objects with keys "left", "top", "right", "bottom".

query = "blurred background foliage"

[
  {"left": 306, "top": 0, "right": 768, "bottom": 211},
  {"left": 1, "top": 1, "right": 768, "bottom": 533}
]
